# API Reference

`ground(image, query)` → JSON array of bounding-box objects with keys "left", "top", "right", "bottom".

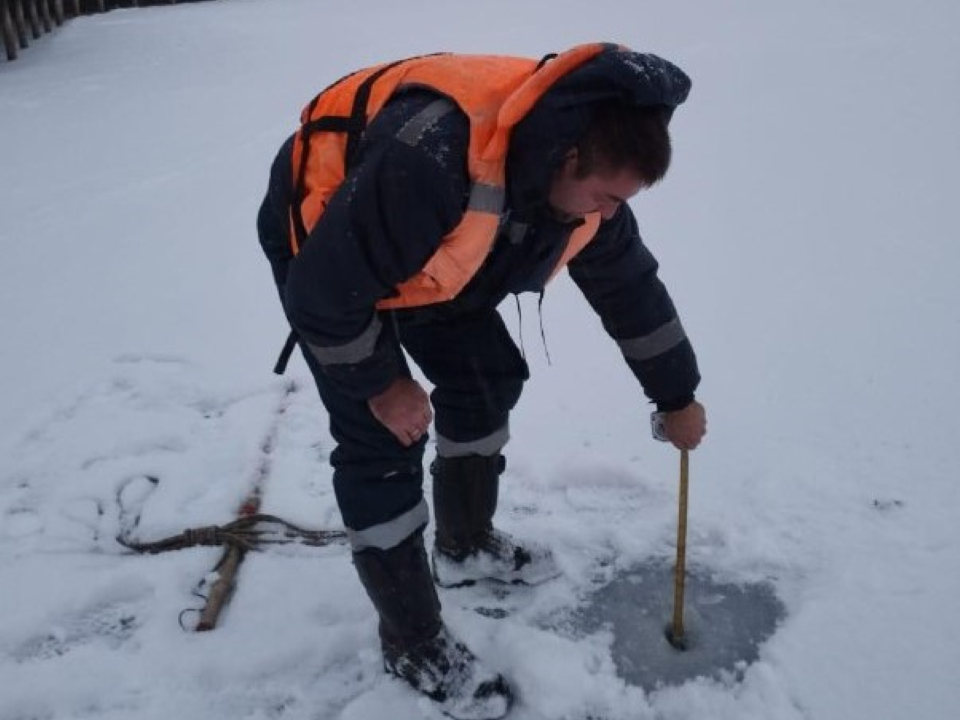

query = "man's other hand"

[{"left": 368, "top": 378, "right": 433, "bottom": 447}]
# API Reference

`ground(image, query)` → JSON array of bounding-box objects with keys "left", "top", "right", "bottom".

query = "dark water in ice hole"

[{"left": 555, "top": 561, "right": 786, "bottom": 691}]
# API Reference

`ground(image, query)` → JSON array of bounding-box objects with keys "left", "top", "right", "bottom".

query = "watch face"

[{"left": 651, "top": 411, "right": 668, "bottom": 442}]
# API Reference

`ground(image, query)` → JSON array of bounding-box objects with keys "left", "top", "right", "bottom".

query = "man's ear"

[{"left": 558, "top": 147, "right": 579, "bottom": 175}]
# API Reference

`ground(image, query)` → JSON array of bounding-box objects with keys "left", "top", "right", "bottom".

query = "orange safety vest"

[{"left": 289, "top": 43, "right": 613, "bottom": 310}]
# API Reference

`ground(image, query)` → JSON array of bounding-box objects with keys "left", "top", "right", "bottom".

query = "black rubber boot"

[
  {"left": 353, "top": 530, "right": 513, "bottom": 719},
  {"left": 432, "top": 454, "right": 504, "bottom": 559},
  {"left": 431, "top": 455, "right": 558, "bottom": 588}
]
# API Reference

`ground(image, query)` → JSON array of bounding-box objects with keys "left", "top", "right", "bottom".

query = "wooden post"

[
  {"left": 11, "top": 0, "right": 28, "bottom": 48},
  {"left": 2, "top": 1, "right": 19, "bottom": 61},
  {"left": 24, "top": 0, "right": 41, "bottom": 39},
  {"left": 50, "top": 0, "right": 64, "bottom": 25},
  {"left": 39, "top": 0, "right": 53, "bottom": 32}
]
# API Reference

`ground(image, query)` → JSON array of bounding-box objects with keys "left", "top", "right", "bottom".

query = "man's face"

[{"left": 547, "top": 150, "right": 646, "bottom": 223}]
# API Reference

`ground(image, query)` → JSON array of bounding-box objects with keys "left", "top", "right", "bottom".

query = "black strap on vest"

[
  {"left": 536, "top": 52, "right": 558, "bottom": 70},
  {"left": 274, "top": 60, "right": 411, "bottom": 375}
]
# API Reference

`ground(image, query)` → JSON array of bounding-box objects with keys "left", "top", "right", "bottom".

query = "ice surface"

[{"left": 2, "top": 1, "right": 959, "bottom": 719}]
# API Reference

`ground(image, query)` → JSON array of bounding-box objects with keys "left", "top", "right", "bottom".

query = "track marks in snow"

[
  {"left": 0, "top": 355, "right": 328, "bottom": 555},
  {"left": 9, "top": 580, "right": 151, "bottom": 664},
  {"left": 12, "top": 601, "right": 141, "bottom": 664},
  {"left": 2, "top": 506, "right": 45, "bottom": 538}
]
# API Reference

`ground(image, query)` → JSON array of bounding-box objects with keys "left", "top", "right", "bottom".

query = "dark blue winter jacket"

[{"left": 258, "top": 47, "right": 700, "bottom": 412}]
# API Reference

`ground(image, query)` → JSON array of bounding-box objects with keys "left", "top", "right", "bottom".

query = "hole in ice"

[{"left": 560, "top": 560, "right": 785, "bottom": 691}]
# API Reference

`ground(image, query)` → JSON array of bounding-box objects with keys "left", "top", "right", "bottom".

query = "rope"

[{"left": 117, "top": 513, "right": 347, "bottom": 555}]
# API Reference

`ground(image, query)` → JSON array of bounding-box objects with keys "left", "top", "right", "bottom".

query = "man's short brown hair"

[{"left": 575, "top": 102, "right": 673, "bottom": 186}]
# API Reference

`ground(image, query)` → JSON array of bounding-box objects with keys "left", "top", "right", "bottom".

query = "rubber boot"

[
  {"left": 431, "top": 455, "right": 559, "bottom": 588},
  {"left": 352, "top": 530, "right": 512, "bottom": 719}
]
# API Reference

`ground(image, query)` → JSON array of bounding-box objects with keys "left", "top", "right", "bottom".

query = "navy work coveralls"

[{"left": 256, "top": 49, "right": 700, "bottom": 551}]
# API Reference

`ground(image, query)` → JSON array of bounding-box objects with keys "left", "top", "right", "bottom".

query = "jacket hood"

[{"left": 506, "top": 46, "right": 692, "bottom": 219}]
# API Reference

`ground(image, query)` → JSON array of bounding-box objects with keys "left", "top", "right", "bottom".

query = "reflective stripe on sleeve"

[{"left": 617, "top": 318, "right": 687, "bottom": 362}]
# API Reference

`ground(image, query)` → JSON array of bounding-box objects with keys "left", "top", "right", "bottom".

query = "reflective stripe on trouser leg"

[
  {"left": 397, "top": 309, "right": 528, "bottom": 455},
  {"left": 435, "top": 423, "right": 509, "bottom": 458},
  {"left": 298, "top": 338, "right": 428, "bottom": 550},
  {"left": 348, "top": 498, "right": 430, "bottom": 552}
]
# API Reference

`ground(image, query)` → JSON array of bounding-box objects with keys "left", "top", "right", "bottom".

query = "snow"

[{"left": 2, "top": 0, "right": 959, "bottom": 718}]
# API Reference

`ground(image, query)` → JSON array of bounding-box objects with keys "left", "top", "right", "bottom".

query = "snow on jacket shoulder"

[{"left": 284, "top": 90, "right": 470, "bottom": 400}]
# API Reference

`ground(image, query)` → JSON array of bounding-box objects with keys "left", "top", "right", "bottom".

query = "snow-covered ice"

[{"left": 2, "top": 1, "right": 959, "bottom": 718}]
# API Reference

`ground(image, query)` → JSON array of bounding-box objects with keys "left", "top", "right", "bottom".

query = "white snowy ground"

[{"left": 1, "top": 1, "right": 959, "bottom": 718}]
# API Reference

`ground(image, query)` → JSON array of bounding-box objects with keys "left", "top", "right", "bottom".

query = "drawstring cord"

[
  {"left": 537, "top": 291, "right": 552, "bottom": 366},
  {"left": 513, "top": 295, "right": 526, "bottom": 360},
  {"left": 513, "top": 292, "right": 552, "bottom": 366}
]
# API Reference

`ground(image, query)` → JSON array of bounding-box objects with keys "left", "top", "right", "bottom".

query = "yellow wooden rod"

[{"left": 671, "top": 449, "right": 690, "bottom": 645}]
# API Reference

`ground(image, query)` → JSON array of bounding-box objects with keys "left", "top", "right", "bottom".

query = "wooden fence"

[{"left": 2, "top": 2, "right": 191, "bottom": 63}]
